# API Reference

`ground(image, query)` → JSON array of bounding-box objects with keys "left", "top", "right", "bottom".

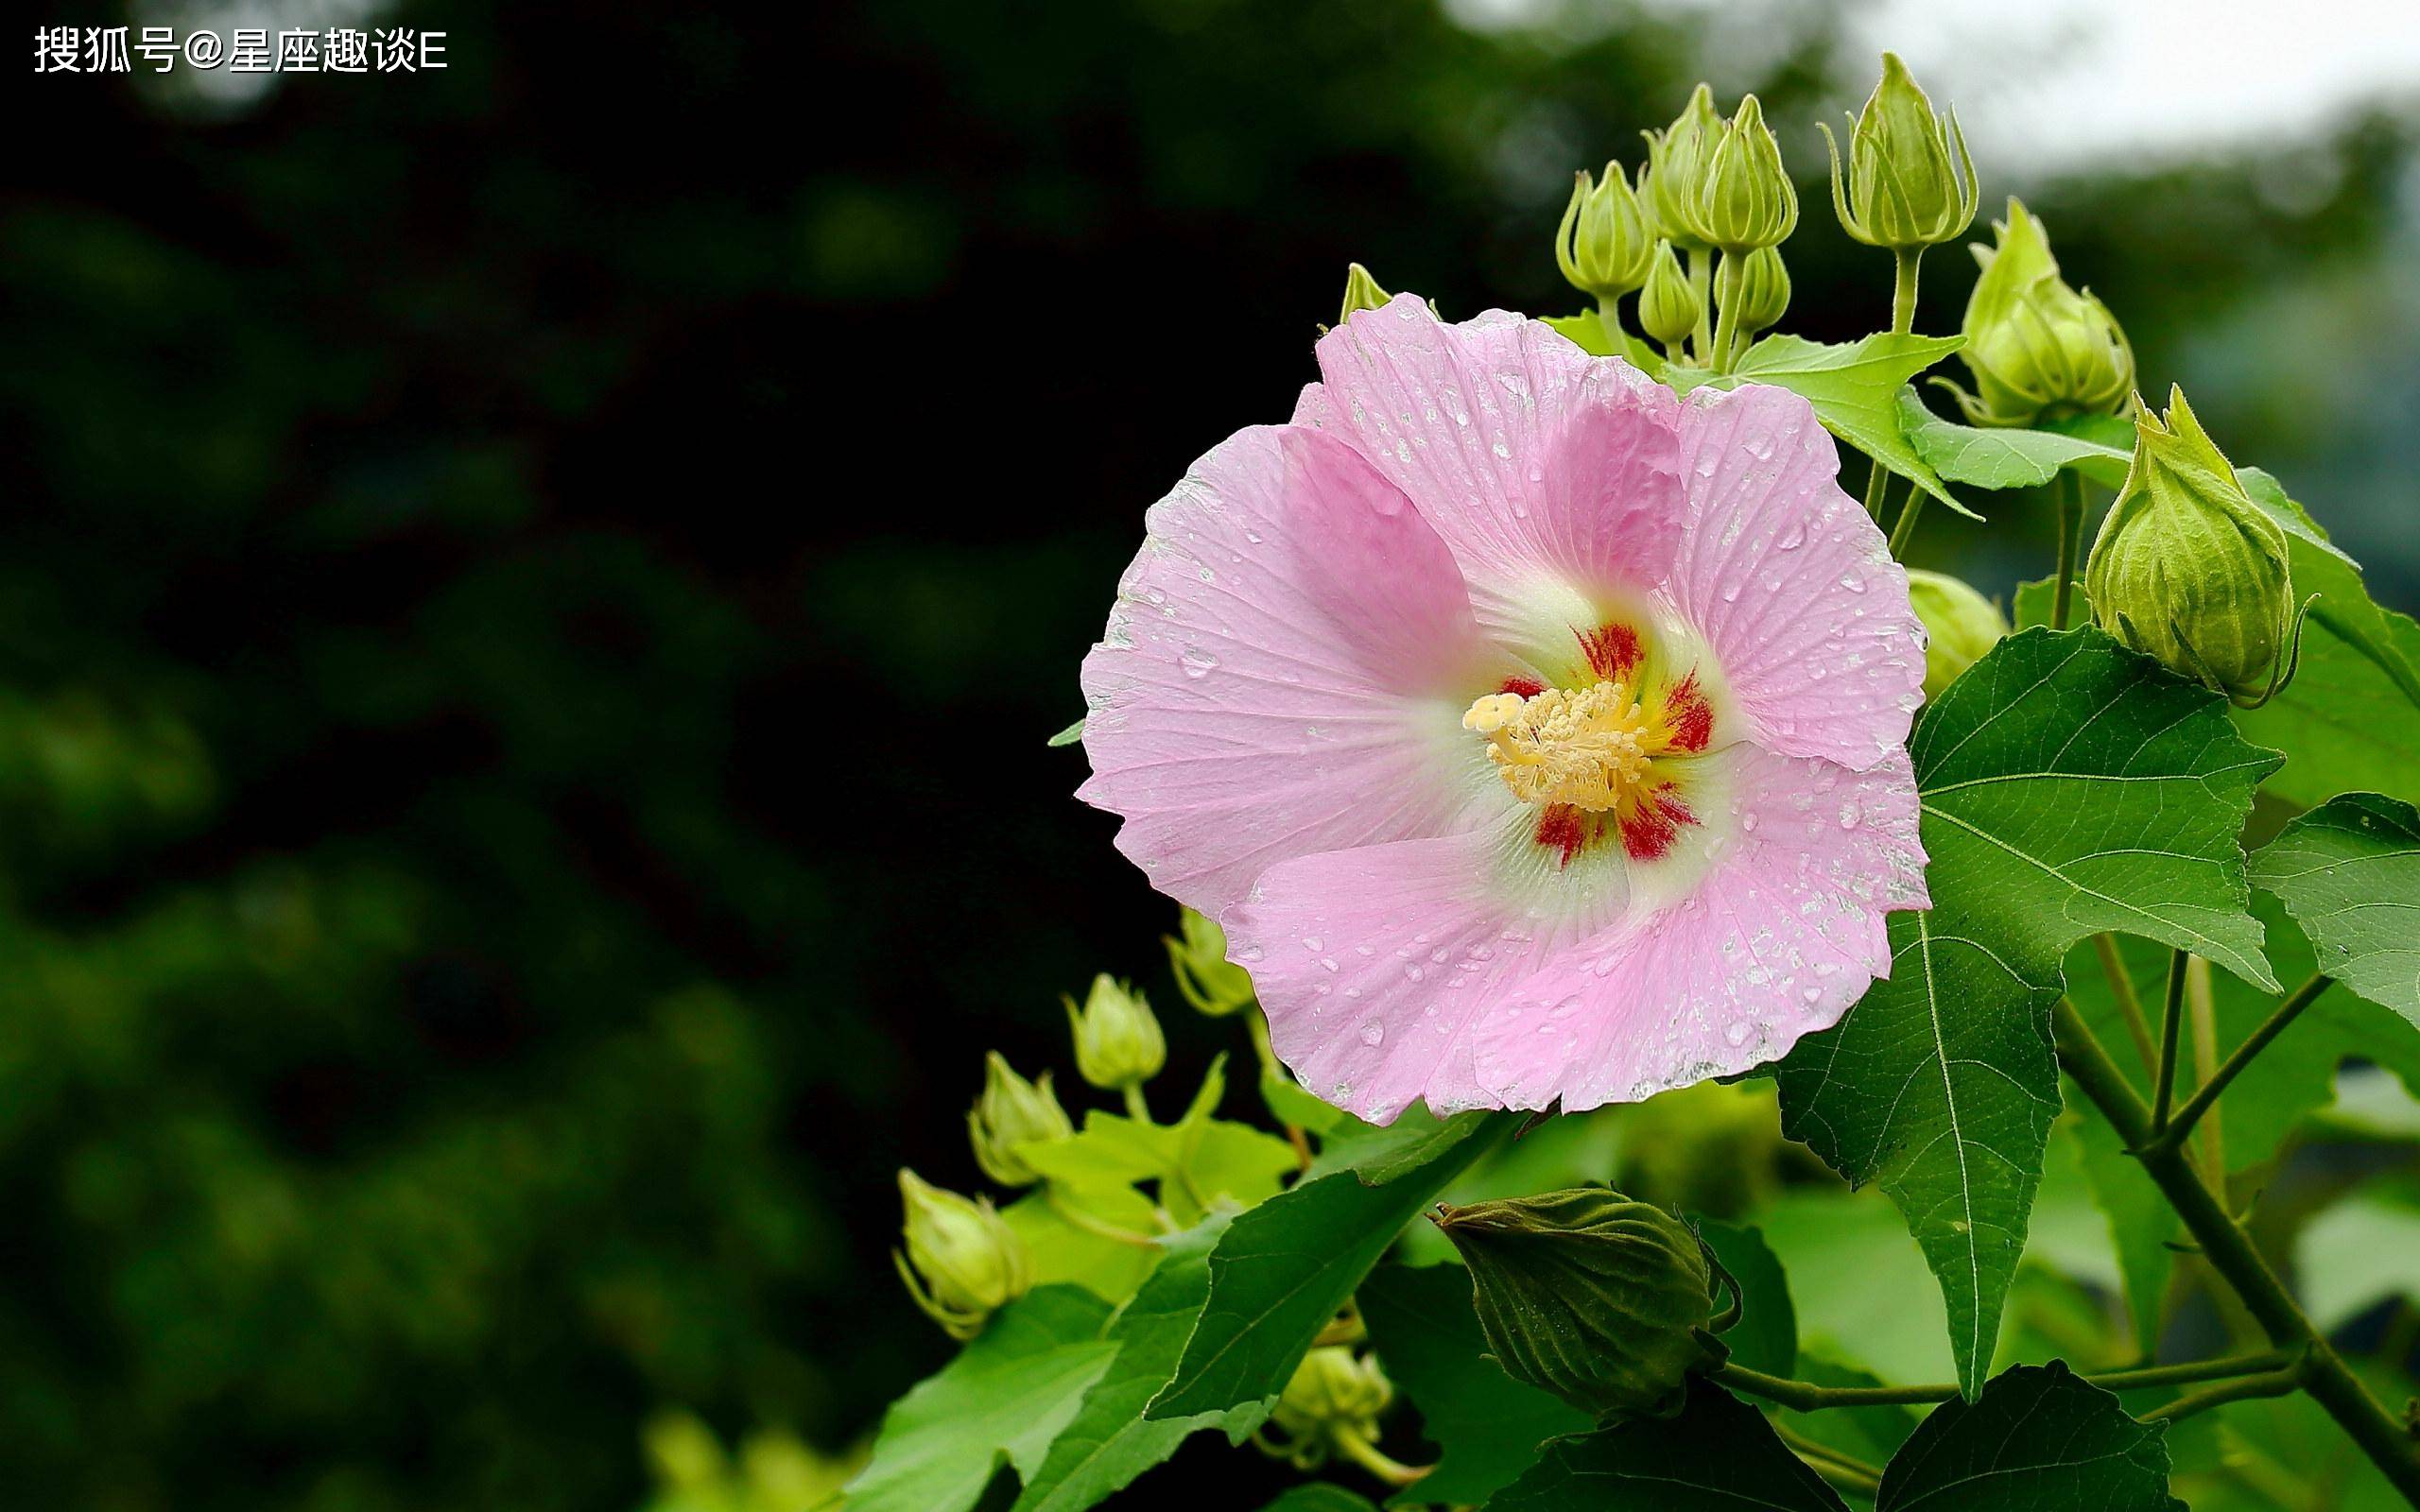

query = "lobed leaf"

[
  {"left": 1875, "top": 1362, "right": 2183, "bottom": 1511},
  {"left": 1719, "top": 333, "right": 1975, "bottom": 517},
  {"left": 2253, "top": 792, "right": 2420, "bottom": 1027},
  {"left": 1775, "top": 627, "right": 2279, "bottom": 1395},
  {"left": 841, "top": 1286, "right": 1120, "bottom": 1512},
  {"left": 1900, "top": 389, "right": 2131, "bottom": 491}
]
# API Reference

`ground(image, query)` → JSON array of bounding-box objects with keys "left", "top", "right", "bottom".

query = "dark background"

[{"left": 4, "top": 1, "right": 2415, "bottom": 1507}]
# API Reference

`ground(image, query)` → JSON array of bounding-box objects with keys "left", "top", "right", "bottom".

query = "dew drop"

[
  {"left": 1180, "top": 646, "right": 1219, "bottom": 679},
  {"left": 1359, "top": 1020, "right": 1386, "bottom": 1046}
]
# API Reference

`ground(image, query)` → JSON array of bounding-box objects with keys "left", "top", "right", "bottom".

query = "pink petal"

[
  {"left": 1234, "top": 746, "right": 1927, "bottom": 1123},
  {"left": 1668, "top": 383, "right": 1927, "bottom": 769},
  {"left": 1311, "top": 297, "right": 1685, "bottom": 643},
  {"left": 1079, "top": 423, "right": 1490, "bottom": 921}
]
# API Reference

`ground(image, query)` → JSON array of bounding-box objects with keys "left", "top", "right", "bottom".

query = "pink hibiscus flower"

[{"left": 1077, "top": 296, "right": 1929, "bottom": 1123}]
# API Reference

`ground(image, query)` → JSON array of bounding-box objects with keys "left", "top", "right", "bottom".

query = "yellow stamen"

[{"left": 1462, "top": 682, "right": 1655, "bottom": 812}]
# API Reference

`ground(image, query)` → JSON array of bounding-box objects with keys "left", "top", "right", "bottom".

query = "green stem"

[
  {"left": 1710, "top": 1350, "right": 2292, "bottom": 1413},
  {"left": 1861, "top": 458, "right": 1892, "bottom": 520},
  {"left": 2144, "top": 1362, "right": 2309, "bottom": 1425},
  {"left": 1685, "top": 247, "right": 1713, "bottom": 364},
  {"left": 2188, "top": 957, "right": 2226, "bottom": 1175},
  {"left": 2150, "top": 949, "right": 2189, "bottom": 1133},
  {"left": 1889, "top": 247, "right": 1923, "bottom": 335},
  {"left": 2050, "top": 469, "right": 2085, "bottom": 630},
  {"left": 2094, "top": 933, "right": 2162, "bottom": 1077},
  {"left": 1709, "top": 250, "right": 1743, "bottom": 374},
  {"left": 1886, "top": 484, "right": 1924, "bottom": 560},
  {"left": 1330, "top": 1426, "right": 1431, "bottom": 1489},
  {"left": 1773, "top": 1421, "right": 1882, "bottom": 1498},
  {"left": 2052, "top": 998, "right": 2420, "bottom": 1505},
  {"left": 2149, "top": 972, "right": 2331, "bottom": 1160},
  {"left": 1122, "top": 1083, "right": 1152, "bottom": 1124}
]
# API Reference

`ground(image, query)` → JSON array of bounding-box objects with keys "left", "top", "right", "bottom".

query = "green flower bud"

[
  {"left": 1950, "top": 198, "right": 2133, "bottom": 425},
  {"left": 1694, "top": 94, "right": 1796, "bottom": 253},
  {"left": 1257, "top": 1347, "right": 1394, "bottom": 1469},
  {"left": 1556, "top": 163, "right": 1654, "bottom": 301},
  {"left": 1433, "top": 1188, "right": 1724, "bottom": 1418},
  {"left": 1639, "top": 83, "right": 1721, "bottom": 250},
  {"left": 1821, "top": 52, "right": 1978, "bottom": 250},
  {"left": 1730, "top": 244, "right": 1790, "bottom": 338},
  {"left": 966, "top": 1051, "right": 1073, "bottom": 1186},
  {"left": 1338, "top": 262, "right": 1392, "bottom": 323},
  {"left": 1165, "top": 907, "right": 1254, "bottom": 1018},
  {"left": 2084, "top": 387, "right": 2302, "bottom": 706},
  {"left": 1064, "top": 973, "right": 1165, "bottom": 1091},
  {"left": 1636, "top": 239, "right": 1701, "bottom": 351},
  {"left": 1906, "top": 569, "right": 2011, "bottom": 700},
  {"left": 893, "top": 1169, "right": 1030, "bottom": 1340}
]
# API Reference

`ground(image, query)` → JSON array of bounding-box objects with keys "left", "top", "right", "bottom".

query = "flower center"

[
  {"left": 1462, "top": 681, "right": 1657, "bottom": 812},
  {"left": 1461, "top": 618, "right": 1721, "bottom": 868}
]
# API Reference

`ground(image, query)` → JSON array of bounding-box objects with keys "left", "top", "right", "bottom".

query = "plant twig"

[
  {"left": 2052, "top": 997, "right": 2420, "bottom": 1504},
  {"left": 2093, "top": 933, "right": 2162, "bottom": 1076},
  {"left": 1710, "top": 1350, "right": 2292, "bottom": 1413},
  {"left": 2150, "top": 949, "right": 2190, "bottom": 1132},
  {"left": 2143, "top": 1360, "right": 2308, "bottom": 1425},
  {"left": 2149, "top": 972, "right": 2331, "bottom": 1160}
]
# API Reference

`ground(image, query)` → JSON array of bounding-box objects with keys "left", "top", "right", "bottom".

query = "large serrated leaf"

[
  {"left": 841, "top": 1286, "right": 1120, "bottom": 1512},
  {"left": 1775, "top": 627, "right": 2279, "bottom": 1396},
  {"left": 2253, "top": 792, "right": 2420, "bottom": 1026},
  {"left": 1145, "top": 1111, "right": 1510, "bottom": 1422},
  {"left": 1876, "top": 1362, "right": 2182, "bottom": 1511},
  {"left": 1357, "top": 1263, "right": 1590, "bottom": 1506},
  {"left": 1009, "top": 1217, "right": 1248, "bottom": 1512},
  {"left": 1486, "top": 1378, "right": 1850, "bottom": 1511}
]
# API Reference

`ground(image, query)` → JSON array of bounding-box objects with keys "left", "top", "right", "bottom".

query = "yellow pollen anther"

[{"left": 1462, "top": 682, "right": 1656, "bottom": 812}]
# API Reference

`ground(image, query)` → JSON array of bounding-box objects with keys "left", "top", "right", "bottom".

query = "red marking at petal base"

[
  {"left": 1501, "top": 676, "right": 1547, "bottom": 698},
  {"left": 1665, "top": 672, "right": 1714, "bottom": 753},
  {"left": 1535, "top": 805, "right": 1598, "bottom": 868},
  {"left": 1577, "top": 623, "right": 1641, "bottom": 681},
  {"left": 1618, "top": 787, "right": 1697, "bottom": 862}
]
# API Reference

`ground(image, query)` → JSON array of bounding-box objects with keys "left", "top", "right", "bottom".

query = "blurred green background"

[{"left": 5, "top": 0, "right": 2416, "bottom": 1507}]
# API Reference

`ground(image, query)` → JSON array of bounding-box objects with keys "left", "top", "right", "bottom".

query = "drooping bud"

[
  {"left": 1556, "top": 163, "right": 1654, "bottom": 301},
  {"left": 1339, "top": 262, "right": 1393, "bottom": 323},
  {"left": 1256, "top": 1347, "right": 1395, "bottom": 1470},
  {"left": 966, "top": 1052, "right": 1073, "bottom": 1186},
  {"left": 894, "top": 1169, "right": 1031, "bottom": 1340},
  {"left": 1694, "top": 94, "right": 1797, "bottom": 253},
  {"left": 1433, "top": 1188, "right": 1723, "bottom": 1418},
  {"left": 1639, "top": 83, "right": 1721, "bottom": 250},
  {"left": 2084, "top": 387, "right": 2301, "bottom": 706},
  {"left": 1905, "top": 569, "right": 2010, "bottom": 700},
  {"left": 1821, "top": 52, "right": 1978, "bottom": 250},
  {"left": 1950, "top": 198, "right": 2133, "bottom": 425},
  {"left": 1636, "top": 239, "right": 1701, "bottom": 352},
  {"left": 1165, "top": 907, "right": 1255, "bottom": 1018},
  {"left": 1064, "top": 973, "right": 1166, "bottom": 1091},
  {"left": 1730, "top": 244, "right": 1790, "bottom": 338}
]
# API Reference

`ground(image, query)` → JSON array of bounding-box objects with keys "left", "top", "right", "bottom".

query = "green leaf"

[
  {"left": 1697, "top": 1219, "right": 1796, "bottom": 1378},
  {"left": 1900, "top": 389, "right": 2131, "bottom": 490},
  {"left": 2233, "top": 470, "right": 2420, "bottom": 808},
  {"left": 1147, "top": 1112, "right": 1510, "bottom": 1422},
  {"left": 842, "top": 1286, "right": 1121, "bottom": 1512},
  {"left": 1542, "top": 308, "right": 1664, "bottom": 372},
  {"left": 1003, "top": 1185, "right": 1162, "bottom": 1304},
  {"left": 2039, "top": 410, "right": 2138, "bottom": 489},
  {"left": 1486, "top": 1378, "right": 1850, "bottom": 1511},
  {"left": 1253, "top": 1488, "right": 1381, "bottom": 1512},
  {"left": 1775, "top": 627, "right": 2280, "bottom": 1395},
  {"left": 2253, "top": 793, "right": 2420, "bottom": 1026},
  {"left": 1753, "top": 1191, "right": 1950, "bottom": 1387},
  {"left": 1717, "top": 333, "right": 1975, "bottom": 518},
  {"left": 1018, "top": 1058, "right": 1297, "bottom": 1230},
  {"left": 1304, "top": 1106, "right": 1496, "bottom": 1184},
  {"left": 1261, "top": 1060, "right": 1347, "bottom": 1136},
  {"left": 1047, "top": 717, "right": 1085, "bottom": 747},
  {"left": 2011, "top": 573, "right": 2077, "bottom": 633},
  {"left": 1875, "top": 1362, "right": 2182, "bottom": 1511},
  {"left": 2064, "top": 1096, "right": 2173, "bottom": 1355},
  {"left": 1010, "top": 1217, "right": 1251, "bottom": 1512},
  {"left": 1357, "top": 1263, "right": 1591, "bottom": 1507}
]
